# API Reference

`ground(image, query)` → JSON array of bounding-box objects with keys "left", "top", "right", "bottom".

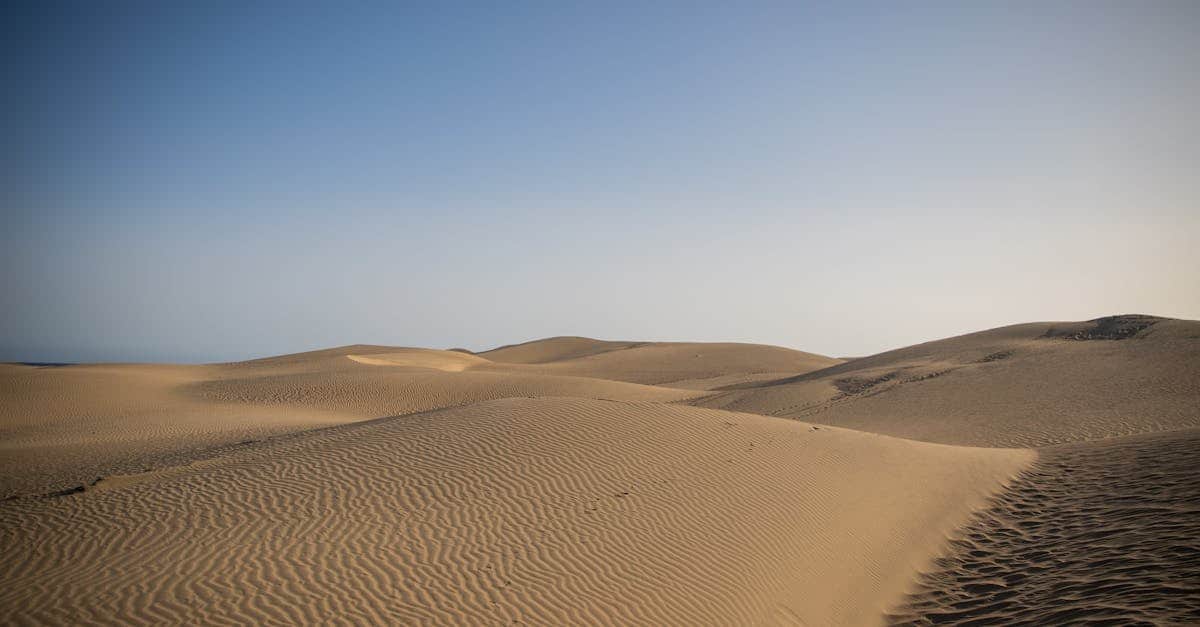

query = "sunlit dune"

[{"left": 346, "top": 348, "right": 491, "bottom": 371}]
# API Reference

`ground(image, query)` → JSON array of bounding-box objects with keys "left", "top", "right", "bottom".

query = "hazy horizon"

[
  {"left": 5, "top": 1, "right": 1199, "bottom": 363},
  {"left": 2, "top": 312, "right": 1196, "bottom": 365}
]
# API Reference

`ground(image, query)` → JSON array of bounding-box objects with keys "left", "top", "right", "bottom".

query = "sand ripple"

[
  {"left": 0, "top": 398, "right": 1026, "bottom": 625},
  {"left": 889, "top": 428, "right": 1200, "bottom": 625}
]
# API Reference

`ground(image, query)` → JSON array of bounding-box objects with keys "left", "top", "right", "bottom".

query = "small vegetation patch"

[
  {"left": 834, "top": 373, "right": 895, "bottom": 395},
  {"left": 978, "top": 350, "right": 1014, "bottom": 363},
  {"left": 906, "top": 369, "right": 954, "bottom": 383},
  {"left": 1067, "top": 315, "right": 1160, "bottom": 340}
]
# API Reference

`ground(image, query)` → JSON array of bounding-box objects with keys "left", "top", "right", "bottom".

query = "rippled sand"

[{"left": 890, "top": 428, "right": 1200, "bottom": 625}]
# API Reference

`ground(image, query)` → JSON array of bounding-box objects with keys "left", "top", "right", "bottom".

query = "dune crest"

[{"left": 345, "top": 348, "right": 491, "bottom": 371}]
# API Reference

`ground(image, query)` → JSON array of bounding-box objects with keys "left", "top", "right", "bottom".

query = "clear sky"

[{"left": 4, "top": 1, "right": 1198, "bottom": 363}]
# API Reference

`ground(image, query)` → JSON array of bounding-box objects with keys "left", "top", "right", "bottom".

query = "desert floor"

[{"left": 2, "top": 314, "right": 1197, "bottom": 625}]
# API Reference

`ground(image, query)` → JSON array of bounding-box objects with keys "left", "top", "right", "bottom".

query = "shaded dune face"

[{"left": 888, "top": 428, "right": 1200, "bottom": 626}]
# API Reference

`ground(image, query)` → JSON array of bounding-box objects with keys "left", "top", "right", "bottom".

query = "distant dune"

[
  {"left": 481, "top": 336, "right": 844, "bottom": 387},
  {"left": 479, "top": 335, "right": 641, "bottom": 364},
  {"left": 697, "top": 315, "right": 1200, "bottom": 447},
  {"left": 2, "top": 316, "right": 1197, "bottom": 624}
]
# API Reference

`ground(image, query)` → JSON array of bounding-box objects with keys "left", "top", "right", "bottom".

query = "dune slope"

[
  {"left": 0, "top": 398, "right": 1030, "bottom": 626},
  {"left": 698, "top": 316, "right": 1200, "bottom": 447},
  {"left": 0, "top": 362, "right": 351, "bottom": 499}
]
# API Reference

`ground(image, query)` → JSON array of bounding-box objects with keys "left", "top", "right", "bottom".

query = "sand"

[
  {"left": 0, "top": 398, "right": 1028, "bottom": 625},
  {"left": 480, "top": 337, "right": 844, "bottom": 387},
  {"left": 889, "top": 428, "right": 1200, "bottom": 625},
  {"left": 697, "top": 315, "right": 1200, "bottom": 447},
  {"left": 1, "top": 316, "right": 1196, "bottom": 624},
  {"left": 0, "top": 347, "right": 704, "bottom": 499}
]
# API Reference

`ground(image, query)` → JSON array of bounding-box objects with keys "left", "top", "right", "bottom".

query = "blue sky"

[{"left": 4, "top": 1, "right": 1198, "bottom": 362}]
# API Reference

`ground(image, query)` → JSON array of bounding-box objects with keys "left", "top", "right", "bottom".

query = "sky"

[{"left": 3, "top": 1, "right": 1198, "bottom": 363}]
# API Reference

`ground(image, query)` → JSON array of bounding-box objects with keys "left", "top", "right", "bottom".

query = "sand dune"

[
  {"left": 479, "top": 336, "right": 643, "bottom": 364},
  {"left": 0, "top": 398, "right": 1029, "bottom": 625},
  {"left": 484, "top": 337, "right": 843, "bottom": 388},
  {"left": 0, "top": 362, "right": 352, "bottom": 499},
  {"left": 0, "top": 348, "right": 704, "bottom": 498},
  {"left": 2, "top": 316, "right": 1196, "bottom": 624},
  {"left": 188, "top": 368, "right": 701, "bottom": 429},
  {"left": 697, "top": 315, "right": 1200, "bottom": 447},
  {"left": 0, "top": 339, "right": 837, "bottom": 498}
]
